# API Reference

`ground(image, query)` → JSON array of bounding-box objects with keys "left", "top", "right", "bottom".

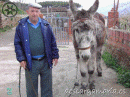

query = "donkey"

[{"left": 69, "top": 0, "right": 106, "bottom": 91}]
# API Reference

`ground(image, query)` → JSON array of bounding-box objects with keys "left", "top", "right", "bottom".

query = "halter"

[
  {"left": 77, "top": 46, "right": 91, "bottom": 50},
  {"left": 79, "top": 18, "right": 89, "bottom": 23}
]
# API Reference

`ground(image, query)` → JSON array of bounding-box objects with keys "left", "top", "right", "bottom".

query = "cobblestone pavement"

[{"left": 0, "top": 27, "right": 130, "bottom": 97}]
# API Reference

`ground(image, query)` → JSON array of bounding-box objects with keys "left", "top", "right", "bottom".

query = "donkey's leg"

[
  {"left": 79, "top": 59, "right": 88, "bottom": 90},
  {"left": 88, "top": 55, "right": 96, "bottom": 90},
  {"left": 74, "top": 47, "right": 80, "bottom": 86},
  {"left": 96, "top": 35, "right": 104, "bottom": 77},
  {"left": 96, "top": 46, "right": 102, "bottom": 76}
]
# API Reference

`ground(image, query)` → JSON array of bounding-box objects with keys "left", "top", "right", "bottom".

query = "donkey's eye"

[
  {"left": 86, "top": 37, "right": 90, "bottom": 41},
  {"left": 75, "top": 29, "right": 79, "bottom": 33},
  {"left": 84, "top": 24, "right": 90, "bottom": 30}
]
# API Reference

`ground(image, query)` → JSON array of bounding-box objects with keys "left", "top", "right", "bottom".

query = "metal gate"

[{"left": 46, "top": 17, "right": 70, "bottom": 45}]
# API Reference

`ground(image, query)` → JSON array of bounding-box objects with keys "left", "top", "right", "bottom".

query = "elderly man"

[{"left": 14, "top": 3, "right": 59, "bottom": 97}]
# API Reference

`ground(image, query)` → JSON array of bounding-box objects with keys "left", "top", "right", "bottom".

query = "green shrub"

[
  {"left": 17, "top": 8, "right": 25, "bottom": 14},
  {"left": 102, "top": 51, "right": 130, "bottom": 88},
  {"left": 0, "top": 25, "right": 13, "bottom": 33},
  {"left": 11, "top": 17, "right": 13, "bottom": 21},
  {"left": 0, "top": 4, "right": 2, "bottom": 13},
  {"left": 117, "top": 72, "right": 130, "bottom": 88}
]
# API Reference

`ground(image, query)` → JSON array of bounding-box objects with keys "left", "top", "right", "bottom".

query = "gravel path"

[{"left": 0, "top": 27, "right": 130, "bottom": 97}]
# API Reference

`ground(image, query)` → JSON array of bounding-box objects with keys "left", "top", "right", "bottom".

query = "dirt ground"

[{"left": 0, "top": 27, "right": 130, "bottom": 97}]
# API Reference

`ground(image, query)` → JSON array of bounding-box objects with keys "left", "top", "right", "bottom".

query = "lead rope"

[
  {"left": 68, "top": 60, "right": 79, "bottom": 97},
  {"left": 19, "top": 66, "right": 38, "bottom": 97}
]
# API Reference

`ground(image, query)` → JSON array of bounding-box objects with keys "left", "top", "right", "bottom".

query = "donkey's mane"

[
  {"left": 94, "top": 12, "right": 105, "bottom": 24},
  {"left": 74, "top": 9, "right": 105, "bottom": 25},
  {"left": 75, "top": 9, "right": 90, "bottom": 20}
]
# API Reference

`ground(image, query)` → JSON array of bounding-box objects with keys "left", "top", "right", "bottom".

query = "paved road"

[{"left": 0, "top": 27, "right": 130, "bottom": 97}]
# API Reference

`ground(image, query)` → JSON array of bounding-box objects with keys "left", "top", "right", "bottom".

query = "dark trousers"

[{"left": 25, "top": 58, "right": 52, "bottom": 97}]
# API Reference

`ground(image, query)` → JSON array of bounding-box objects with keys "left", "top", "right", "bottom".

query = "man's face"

[{"left": 26, "top": 7, "right": 41, "bottom": 22}]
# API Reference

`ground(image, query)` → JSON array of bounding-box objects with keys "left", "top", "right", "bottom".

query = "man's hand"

[
  {"left": 20, "top": 61, "right": 27, "bottom": 69},
  {"left": 52, "top": 59, "right": 58, "bottom": 66}
]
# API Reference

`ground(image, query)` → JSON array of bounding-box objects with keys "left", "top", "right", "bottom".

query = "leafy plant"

[
  {"left": 0, "top": 25, "right": 13, "bottom": 33},
  {"left": 39, "top": 1, "right": 81, "bottom": 8},
  {"left": 0, "top": 3, "right": 2, "bottom": 13},
  {"left": 102, "top": 51, "right": 130, "bottom": 88},
  {"left": 1, "top": 0, "right": 10, "bottom": 2},
  {"left": 17, "top": 8, "right": 25, "bottom": 14},
  {"left": 117, "top": 72, "right": 130, "bottom": 88}
]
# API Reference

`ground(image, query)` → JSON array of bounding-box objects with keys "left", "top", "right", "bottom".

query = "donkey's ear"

[
  {"left": 87, "top": 0, "right": 99, "bottom": 14},
  {"left": 69, "top": 0, "right": 77, "bottom": 19}
]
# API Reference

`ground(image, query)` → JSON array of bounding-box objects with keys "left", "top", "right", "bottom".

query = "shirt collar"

[
  {"left": 27, "top": 17, "right": 41, "bottom": 28},
  {"left": 27, "top": 17, "right": 41, "bottom": 25}
]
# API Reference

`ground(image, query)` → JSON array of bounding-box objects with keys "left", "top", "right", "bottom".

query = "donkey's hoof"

[
  {"left": 80, "top": 85, "right": 87, "bottom": 94},
  {"left": 98, "top": 72, "right": 102, "bottom": 77},
  {"left": 89, "top": 83, "right": 95, "bottom": 91},
  {"left": 74, "top": 82, "right": 79, "bottom": 86}
]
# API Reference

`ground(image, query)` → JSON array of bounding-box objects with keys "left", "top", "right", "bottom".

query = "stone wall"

[
  {"left": 107, "top": 28, "right": 130, "bottom": 68},
  {"left": 0, "top": 14, "right": 21, "bottom": 29}
]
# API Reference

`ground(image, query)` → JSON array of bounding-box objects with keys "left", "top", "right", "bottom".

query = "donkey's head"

[{"left": 70, "top": 0, "right": 99, "bottom": 61}]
